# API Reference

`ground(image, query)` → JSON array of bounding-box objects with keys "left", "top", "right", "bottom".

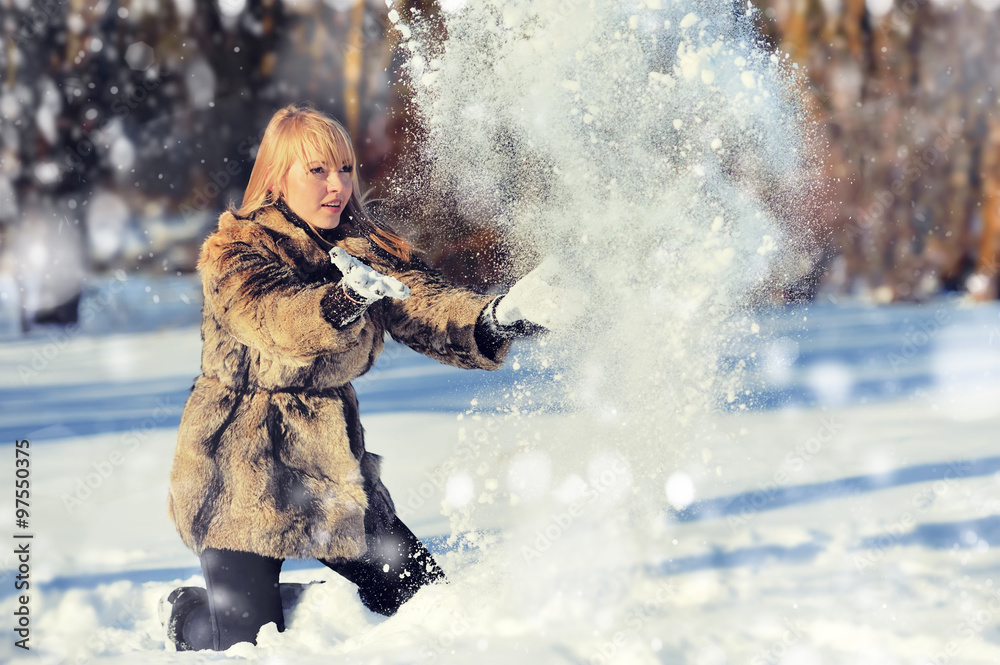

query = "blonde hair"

[{"left": 236, "top": 104, "right": 411, "bottom": 261}]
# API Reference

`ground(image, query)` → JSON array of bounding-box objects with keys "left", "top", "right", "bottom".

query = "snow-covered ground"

[{"left": 2, "top": 284, "right": 1000, "bottom": 664}]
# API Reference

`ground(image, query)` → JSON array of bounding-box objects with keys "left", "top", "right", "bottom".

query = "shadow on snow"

[{"left": 671, "top": 456, "right": 1000, "bottom": 524}]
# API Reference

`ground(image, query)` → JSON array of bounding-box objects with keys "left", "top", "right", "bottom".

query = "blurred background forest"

[{"left": 1, "top": 0, "right": 999, "bottom": 331}]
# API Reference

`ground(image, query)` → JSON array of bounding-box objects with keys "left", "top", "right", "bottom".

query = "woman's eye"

[
  {"left": 341, "top": 164, "right": 353, "bottom": 173},
  {"left": 311, "top": 167, "right": 326, "bottom": 174}
]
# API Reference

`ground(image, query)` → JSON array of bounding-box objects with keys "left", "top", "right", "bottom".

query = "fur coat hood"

[{"left": 168, "top": 204, "right": 510, "bottom": 561}]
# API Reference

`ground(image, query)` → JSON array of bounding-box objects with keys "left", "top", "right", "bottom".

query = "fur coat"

[{"left": 168, "top": 204, "right": 510, "bottom": 561}]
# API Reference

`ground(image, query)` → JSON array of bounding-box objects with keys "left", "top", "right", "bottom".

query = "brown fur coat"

[{"left": 168, "top": 205, "right": 510, "bottom": 561}]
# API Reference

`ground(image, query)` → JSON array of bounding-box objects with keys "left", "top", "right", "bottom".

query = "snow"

[
  {"left": 665, "top": 471, "right": 695, "bottom": 510},
  {"left": 2, "top": 295, "right": 1000, "bottom": 663},
  {"left": 185, "top": 60, "right": 216, "bottom": 111},
  {"left": 330, "top": 248, "right": 412, "bottom": 302},
  {"left": 85, "top": 191, "right": 133, "bottom": 264},
  {"left": 866, "top": 0, "right": 894, "bottom": 16},
  {"left": 218, "top": 0, "right": 248, "bottom": 19}
]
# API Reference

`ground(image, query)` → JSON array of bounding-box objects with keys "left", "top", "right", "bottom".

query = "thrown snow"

[{"left": 391, "top": 4, "right": 823, "bottom": 643}]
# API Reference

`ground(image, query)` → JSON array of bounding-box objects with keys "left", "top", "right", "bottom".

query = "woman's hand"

[
  {"left": 329, "top": 247, "right": 411, "bottom": 303},
  {"left": 493, "top": 256, "right": 588, "bottom": 333}
]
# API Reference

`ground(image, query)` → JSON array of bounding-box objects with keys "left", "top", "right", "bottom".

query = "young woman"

[{"left": 162, "top": 104, "right": 583, "bottom": 651}]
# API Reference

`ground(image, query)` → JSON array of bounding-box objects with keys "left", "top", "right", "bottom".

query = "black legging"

[{"left": 182, "top": 515, "right": 445, "bottom": 650}]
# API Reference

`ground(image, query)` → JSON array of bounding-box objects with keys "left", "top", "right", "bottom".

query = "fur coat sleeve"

[{"left": 373, "top": 257, "right": 509, "bottom": 371}]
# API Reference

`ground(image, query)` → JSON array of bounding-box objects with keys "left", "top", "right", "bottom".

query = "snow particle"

[
  {"left": 125, "top": 42, "right": 155, "bottom": 71},
  {"left": 805, "top": 362, "right": 853, "bottom": 405},
  {"left": 445, "top": 472, "right": 475, "bottom": 508},
  {"left": 757, "top": 235, "right": 776, "bottom": 255},
  {"left": 218, "top": 0, "right": 247, "bottom": 18},
  {"left": 665, "top": 471, "right": 695, "bottom": 510}
]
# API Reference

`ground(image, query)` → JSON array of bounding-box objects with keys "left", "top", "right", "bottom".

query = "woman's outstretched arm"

[{"left": 378, "top": 258, "right": 514, "bottom": 371}]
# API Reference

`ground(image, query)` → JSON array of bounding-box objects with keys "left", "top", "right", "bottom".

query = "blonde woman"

[{"left": 161, "top": 104, "right": 584, "bottom": 650}]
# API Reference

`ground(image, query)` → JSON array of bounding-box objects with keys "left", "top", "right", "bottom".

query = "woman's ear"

[{"left": 269, "top": 175, "right": 284, "bottom": 199}]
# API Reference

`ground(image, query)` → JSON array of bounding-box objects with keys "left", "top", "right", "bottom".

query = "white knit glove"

[
  {"left": 493, "top": 256, "right": 588, "bottom": 332},
  {"left": 329, "top": 247, "right": 410, "bottom": 302}
]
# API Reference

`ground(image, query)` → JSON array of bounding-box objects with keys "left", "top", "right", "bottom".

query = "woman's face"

[{"left": 279, "top": 155, "right": 354, "bottom": 229}]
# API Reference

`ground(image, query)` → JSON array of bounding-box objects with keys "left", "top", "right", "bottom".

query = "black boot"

[
  {"left": 159, "top": 582, "right": 324, "bottom": 651},
  {"left": 159, "top": 586, "right": 213, "bottom": 651}
]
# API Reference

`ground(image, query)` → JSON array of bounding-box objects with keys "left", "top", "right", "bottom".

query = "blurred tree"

[
  {"left": 753, "top": 0, "right": 1000, "bottom": 301},
  {"left": 5, "top": 0, "right": 999, "bottom": 321}
]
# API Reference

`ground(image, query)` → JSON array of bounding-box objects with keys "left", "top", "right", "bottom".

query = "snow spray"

[{"left": 392, "top": 0, "right": 816, "bottom": 635}]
